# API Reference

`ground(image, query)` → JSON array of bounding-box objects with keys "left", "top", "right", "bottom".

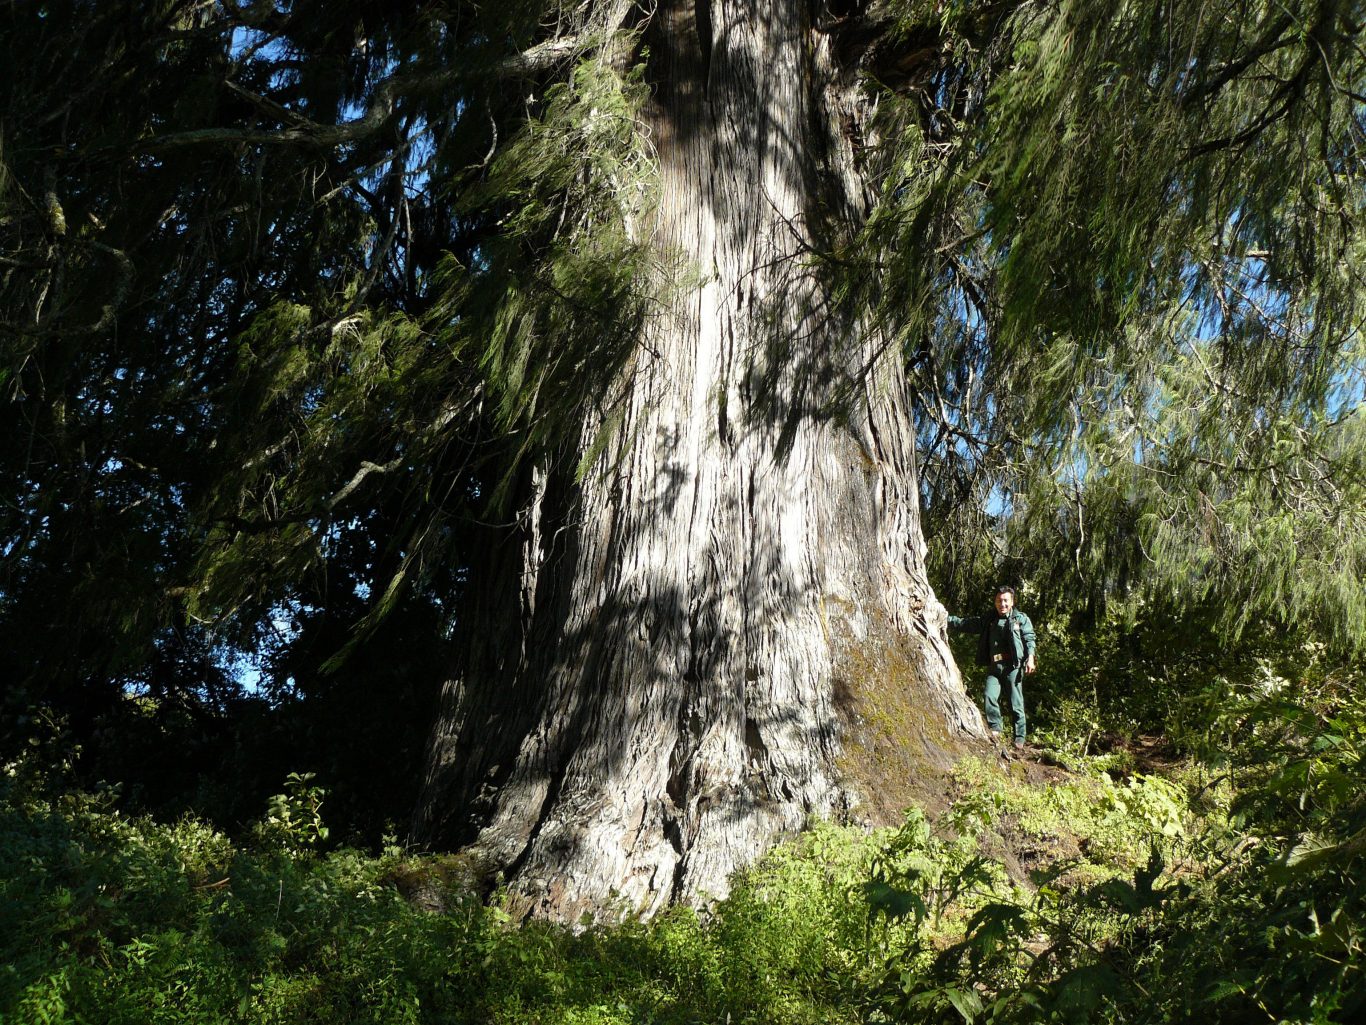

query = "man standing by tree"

[{"left": 949, "top": 587, "right": 1037, "bottom": 752}]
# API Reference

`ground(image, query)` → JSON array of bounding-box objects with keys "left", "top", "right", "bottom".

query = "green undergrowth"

[{"left": 3, "top": 677, "right": 1363, "bottom": 1025}]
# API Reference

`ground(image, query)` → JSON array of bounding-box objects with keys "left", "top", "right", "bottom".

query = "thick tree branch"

[{"left": 142, "top": 0, "right": 646, "bottom": 153}]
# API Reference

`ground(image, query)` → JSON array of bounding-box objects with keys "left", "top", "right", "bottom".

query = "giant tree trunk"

[{"left": 414, "top": 0, "right": 986, "bottom": 922}]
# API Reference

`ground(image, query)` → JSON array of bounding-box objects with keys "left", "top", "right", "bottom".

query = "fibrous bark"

[{"left": 414, "top": 0, "right": 986, "bottom": 922}]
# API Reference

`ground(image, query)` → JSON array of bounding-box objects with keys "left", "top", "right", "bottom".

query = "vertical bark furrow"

[{"left": 415, "top": 0, "right": 988, "bottom": 922}]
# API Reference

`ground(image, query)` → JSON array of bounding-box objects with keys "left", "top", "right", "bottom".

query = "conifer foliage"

[
  {"left": 869, "top": 0, "right": 1366, "bottom": 639},
  {"left": 2, "top": 0, "right": 1363, "bottom": 843},
  {"left": 1, "top": 0, "right": 651, "bottom": 807}
]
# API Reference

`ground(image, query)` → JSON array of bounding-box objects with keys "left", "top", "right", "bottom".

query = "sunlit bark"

[{"left": 415, "top": 0, "right": 986, "bottom": 922}]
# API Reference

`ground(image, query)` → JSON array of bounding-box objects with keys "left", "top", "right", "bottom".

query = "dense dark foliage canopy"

[
  {"left": 2, "top": 0, "right": 1363, "bottom": 835},
  {"left": 867, "top": 0, "right": 1366, "bottom": 641}
]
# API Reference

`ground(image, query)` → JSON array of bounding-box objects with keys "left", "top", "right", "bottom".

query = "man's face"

[{"left": 994, "top": 590, "right": 1014, "bottom": 615}]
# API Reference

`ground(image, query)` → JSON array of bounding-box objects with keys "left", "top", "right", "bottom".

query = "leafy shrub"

[
  {"left": 876, "top": 670, "right": 1366, "bottom": 1025},
  {"left": 6, "top": 666, "right": 1364, "bottom": 1025}
]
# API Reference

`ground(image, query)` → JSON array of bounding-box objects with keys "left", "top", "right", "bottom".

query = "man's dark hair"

[{"left": 995, "top": 585, "right": 1015, "bottom": 597}]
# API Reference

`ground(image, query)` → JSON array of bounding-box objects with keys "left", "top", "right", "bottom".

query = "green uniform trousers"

[{"left": 985, "top": 664, "right": 1026, "bottom": 742}]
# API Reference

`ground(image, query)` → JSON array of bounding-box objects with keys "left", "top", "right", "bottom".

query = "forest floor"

[
  {"left": 958, "top": 732, "right": 1194, "bottom": 891},
  {"left": 5, "top": 703, "right": 1356, "bottom": 1025}
]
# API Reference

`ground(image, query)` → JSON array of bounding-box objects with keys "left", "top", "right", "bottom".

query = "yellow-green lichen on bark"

[{"left": 827, "top": 598, "right": 969, "bottom": 825}]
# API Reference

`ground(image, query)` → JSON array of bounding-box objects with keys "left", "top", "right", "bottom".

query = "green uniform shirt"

[{"left": 948, "top": 610, "right": 1036, "bottom": 667}]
